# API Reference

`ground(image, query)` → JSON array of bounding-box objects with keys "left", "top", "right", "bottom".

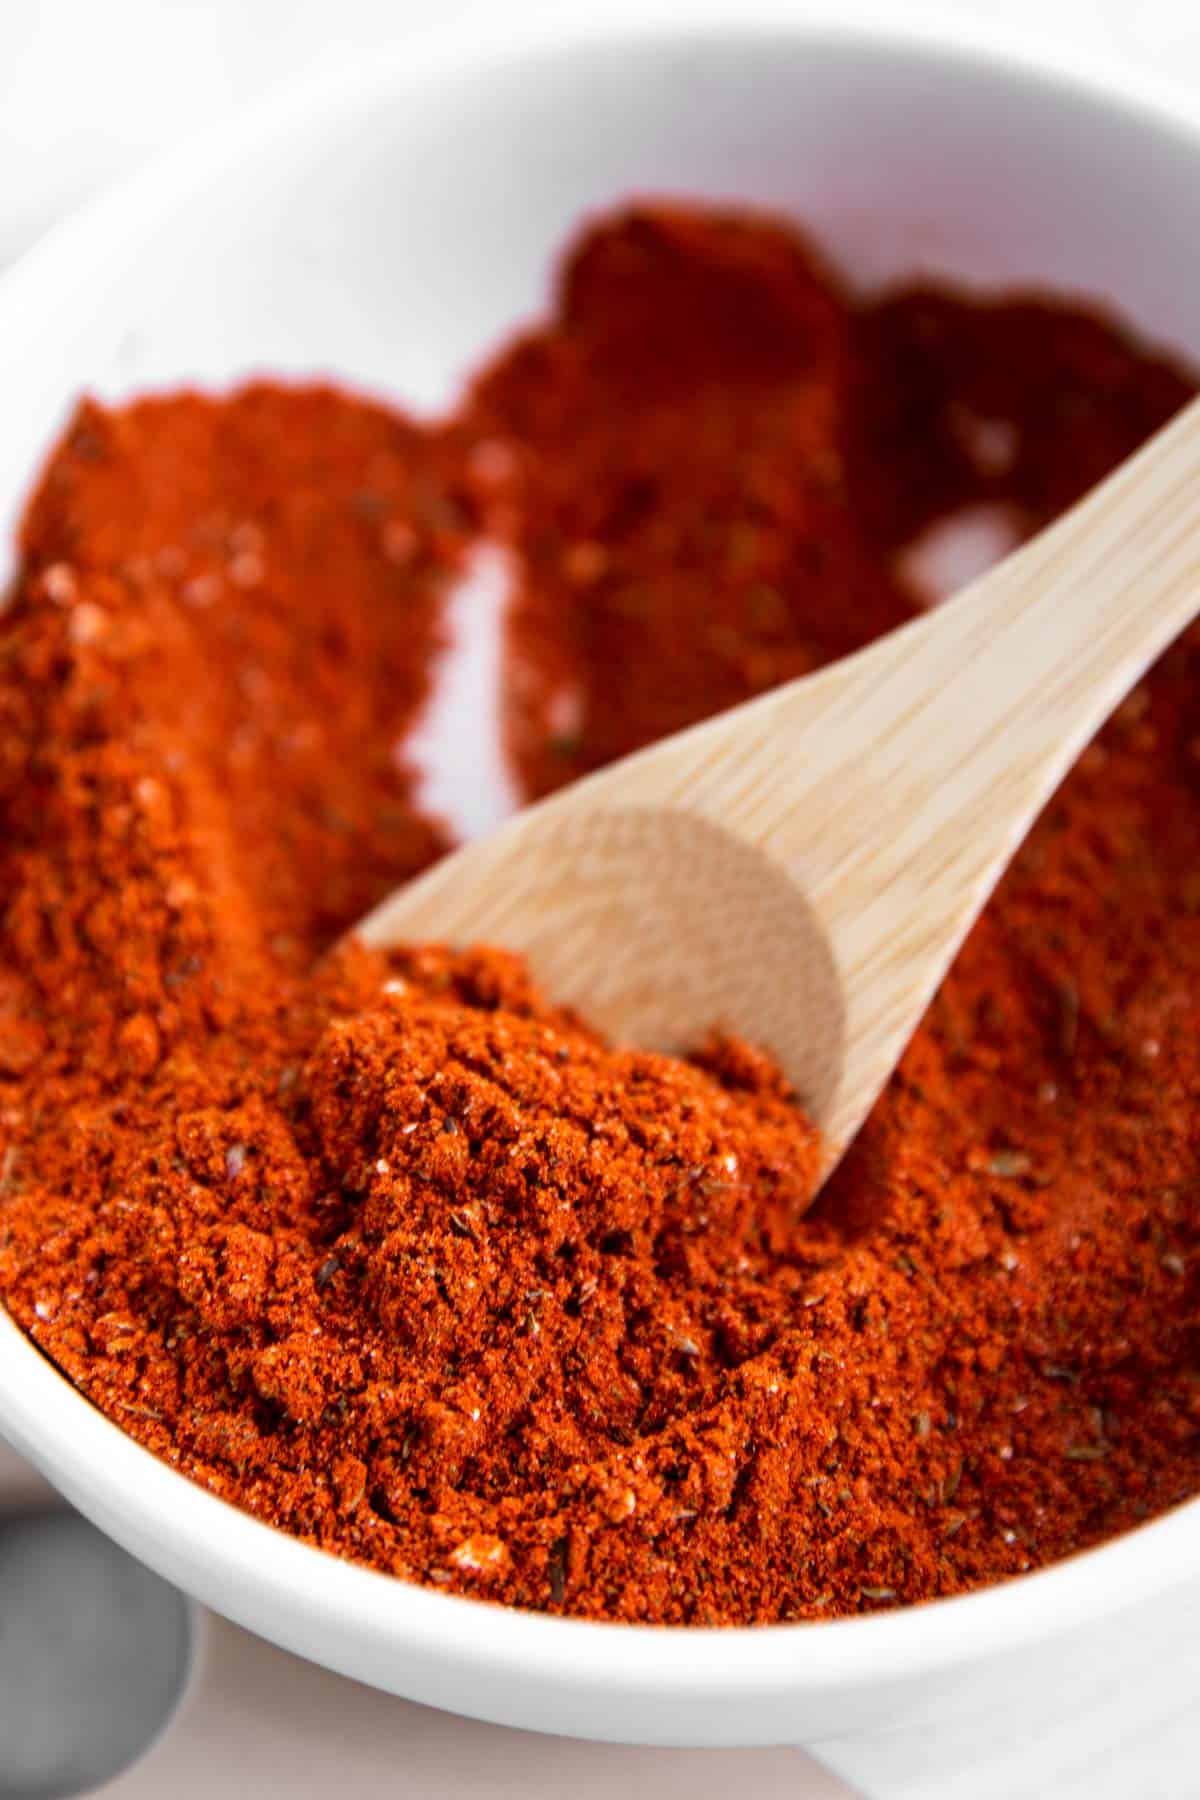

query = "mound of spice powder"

[{"left": 1, "top": 205, "right": 1198, "bottom": 1625}]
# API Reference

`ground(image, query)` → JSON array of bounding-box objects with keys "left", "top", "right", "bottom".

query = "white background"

[{"left": 1, "top": 3, "right": 1199, "bottom": 1796}]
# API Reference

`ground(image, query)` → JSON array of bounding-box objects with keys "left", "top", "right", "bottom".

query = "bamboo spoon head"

[{"left": 357, "top": 801, "right": 847, "bottom": 1175}]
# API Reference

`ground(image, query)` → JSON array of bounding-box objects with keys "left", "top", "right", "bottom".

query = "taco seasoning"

[{"left": 0, "top": 206, "right": 1197, "bottom": 1625}]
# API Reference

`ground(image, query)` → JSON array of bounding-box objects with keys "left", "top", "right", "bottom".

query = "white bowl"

[{"left": 1, "top": 5, "right": 1198, "bottom": 1749}]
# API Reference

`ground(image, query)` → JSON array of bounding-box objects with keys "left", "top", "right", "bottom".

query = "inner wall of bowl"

[
  {"left": 101, "top": 39, "right": 1200, "bottom": 397},
  {"left": 94, "top": 34, "right": 1200, "bottom": 403},
  {"left": 3, "top": 32, "right": 1200, "bottom": 577}
]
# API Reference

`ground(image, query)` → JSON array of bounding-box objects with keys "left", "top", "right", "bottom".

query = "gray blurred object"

[{"left": 0, "top": 1500, "right": 192, "bottom": 1799}]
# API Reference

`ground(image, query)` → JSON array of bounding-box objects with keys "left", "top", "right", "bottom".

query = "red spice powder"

[
  {"left": 1, "top": 206, "right": 1198, "bottom": 1624},
  {"left": 466, "top": 208, "right": 917, "bottom": 796}
]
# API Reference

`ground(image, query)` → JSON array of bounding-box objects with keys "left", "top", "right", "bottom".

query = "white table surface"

[{"left": 2, "top": 3, "right": 1198, "bottom": 1795}]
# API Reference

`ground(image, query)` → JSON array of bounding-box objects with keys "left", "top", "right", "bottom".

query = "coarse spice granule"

[{"left": 1, "top": 205, "right": 1198, "bottom": 1625}]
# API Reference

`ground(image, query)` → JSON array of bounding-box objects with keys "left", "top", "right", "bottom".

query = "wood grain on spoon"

[{"left": 359, "top": 396, "right": 1200, "bottom": 1182}]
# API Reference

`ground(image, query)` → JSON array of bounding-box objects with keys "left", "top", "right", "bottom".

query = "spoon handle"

[{"left": 660, "top": 394, "right": 1200, "bottom": 1152}]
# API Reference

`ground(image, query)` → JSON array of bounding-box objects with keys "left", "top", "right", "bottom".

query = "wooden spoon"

[{"left": 359, "top": 397, "right": 1200, "bottom": 1180}]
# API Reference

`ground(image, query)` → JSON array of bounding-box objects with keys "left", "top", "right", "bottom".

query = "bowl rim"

[{"left": 1, "top": 0, "right": 1198, "bottom": 1710}]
